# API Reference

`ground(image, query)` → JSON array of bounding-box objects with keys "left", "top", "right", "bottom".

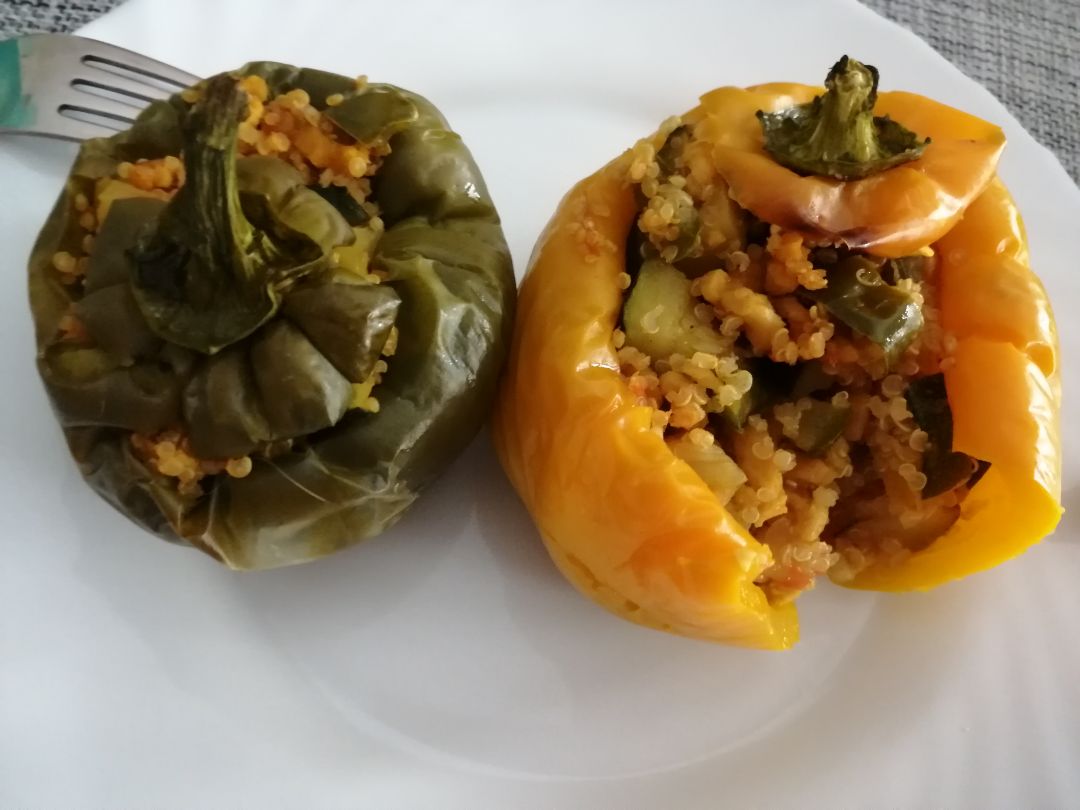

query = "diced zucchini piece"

[
  {"left": 668, "top": 434, "right": 747, "bottom": 504},
  {"left": 623, "top": 260, "right": 728, "bottom": 359}
]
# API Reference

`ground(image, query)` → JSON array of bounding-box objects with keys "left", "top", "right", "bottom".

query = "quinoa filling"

[
  {"left": 616, "top": 119, "right": 985, "bottom": 604},
  {"left": 51, "top": 74, "right": 397, "bottom": 497}
]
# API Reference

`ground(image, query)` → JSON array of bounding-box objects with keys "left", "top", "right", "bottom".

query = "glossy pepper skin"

[
  {"left": 29, "top": 62, "right": 514, "bottom": 570},
  {"left": 492, "top": 84, "right": 1060, "bottom": 649}
]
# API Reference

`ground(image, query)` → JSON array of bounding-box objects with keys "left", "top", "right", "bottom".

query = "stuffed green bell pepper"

[{"left": 28, "top": 64, "right": 514, "bottom": 570}]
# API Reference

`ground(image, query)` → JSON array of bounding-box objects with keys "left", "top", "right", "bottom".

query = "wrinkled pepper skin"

[
  {"left": 29, "top": 63, "right": 515, "bottom": 570},
  {"left": 492, "top": 85, "right": 1060, "bottom": 649}
]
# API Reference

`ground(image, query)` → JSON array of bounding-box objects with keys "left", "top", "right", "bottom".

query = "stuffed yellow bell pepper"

[{"left": 492, "top": 57, "right": 1061, "bottom": 649}]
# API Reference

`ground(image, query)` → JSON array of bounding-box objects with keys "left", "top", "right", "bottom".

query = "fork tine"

[
  {"left": 59, "top": 100, "right": 136, "bottom": 126},
  {"left": 24, "top": 106, "right": 125, "bottom": 142},
  {"left": 81, "top": 51, "right": 198, "bottom": 91},
  {"left": 71, "top": 75, "right": 165, "bottom": 107},
  {"left": 59, "top": 77, "right": 145, "bottom": 122}
]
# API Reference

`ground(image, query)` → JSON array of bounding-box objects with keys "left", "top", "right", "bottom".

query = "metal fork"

[{"left": 0, "top": 34, "right": 199, "bottom": 142}]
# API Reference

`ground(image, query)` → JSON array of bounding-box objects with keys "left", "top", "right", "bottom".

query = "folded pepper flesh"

[{"left": 493, "top": 57, "right": 1061, "bottom": 648}]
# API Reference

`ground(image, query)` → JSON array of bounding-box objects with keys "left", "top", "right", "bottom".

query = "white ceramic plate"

[{"left": 2, "top": 1, "right": 1078, "bottom": 806}]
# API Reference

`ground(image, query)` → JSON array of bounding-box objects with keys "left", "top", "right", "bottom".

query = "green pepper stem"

[
  {"left": 131, "top": 75, "right": 282, "bottom": 354},
  {"left": 155, "top": 74, "right": 262, "bottom": 301},
  {"left": 757, "top": 55, "right": 929, "bottom": 180},
  {"left": 178, "top": 76, "right": 257, "bottom": 286},
  {"left": 803, "top": 57, "right": 879, "bottom": 167}
]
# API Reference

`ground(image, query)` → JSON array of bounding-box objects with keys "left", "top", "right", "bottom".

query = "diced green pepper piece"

[
  {"left": 882, "top": 254, "right": 928, "bottom": 285},
  {"left": 791, "top": 360, "right": 835, "bottom": 399},
  {"left": 719, "top": 390, "right": 754, "bottom": 430},
  {"left": 718, "top": 358, "right": 799, "bottom": 430},
  {"left": 905, "top": 374, "right": 951, "bottom": 443},
  {"left": 807, "top": 255, "right": 923, "bottom": 362},
  {"left": 923, "top": 452, "right": 978, "bottom": 498},
  {"left": 905, "top": 373, "right": 982, "bottom": 497},
  {"left": 792, "top": 399, "right": 850, "bottom": 455}
]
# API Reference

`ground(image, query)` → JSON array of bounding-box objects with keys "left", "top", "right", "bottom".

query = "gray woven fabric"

[
  {"left": 0, "top": 0, "right": 120, "bottom": 37},
  {"left": 864, "top": 0, "right": 1080, "bottom": 182},
  {"left": 1, "top": 0, "right": 1077, "bottom": 182}
]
